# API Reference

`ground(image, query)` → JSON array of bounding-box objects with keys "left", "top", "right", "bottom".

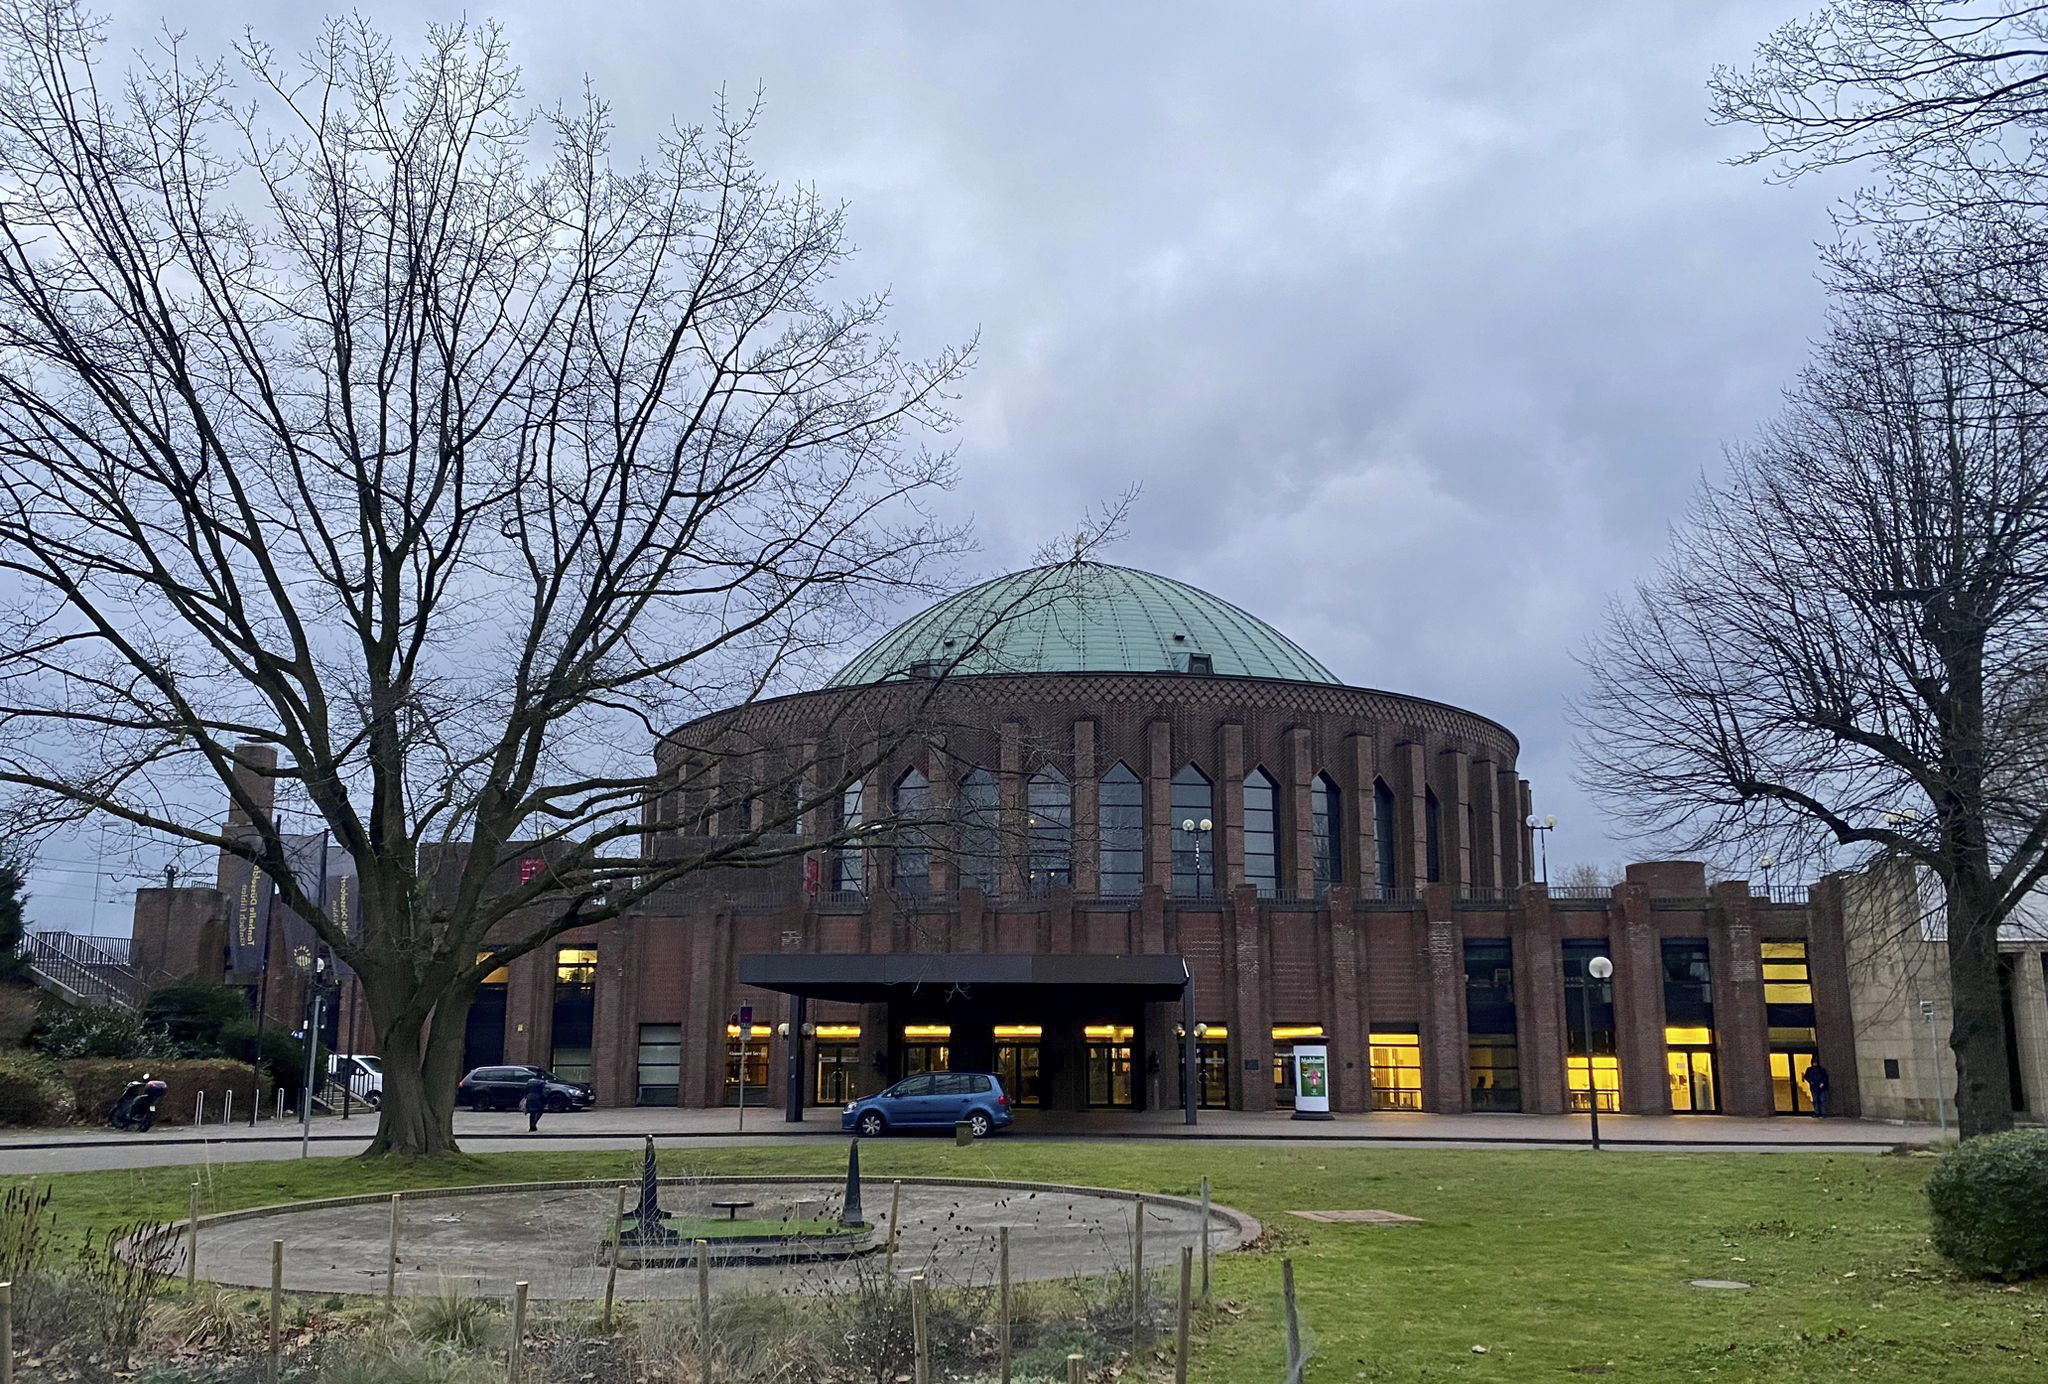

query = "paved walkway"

[{"left": 0, "top": 1104, "right": 1941, "bottom": 1174}]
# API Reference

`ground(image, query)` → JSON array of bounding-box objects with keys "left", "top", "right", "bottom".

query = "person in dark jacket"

[
  {"left": 1802, "top": 1060, "right": 1831, "bottom": 1118},
  {"left": 524, "top": 1075, "right": 547, "bottom": 1132}
]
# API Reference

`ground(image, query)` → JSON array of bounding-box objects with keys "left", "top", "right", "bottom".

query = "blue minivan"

[{"left": 842, "top": 1071, "right": 1013, "bottom": 1138}]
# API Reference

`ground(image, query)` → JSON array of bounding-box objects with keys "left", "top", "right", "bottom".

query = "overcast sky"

[{"left": 30, "top": 1, "right": 1846, "bottom": 932}]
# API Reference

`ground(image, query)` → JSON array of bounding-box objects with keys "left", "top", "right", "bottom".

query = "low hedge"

[
  {"left": 0, "top": 1052, "right": 67, "bottom": 1125},
  {"left": 60, "top": 1058, "right": 270, "bottom": 1128},
  {"left": 1926, "top": 1128, "right": 2048, "bottom": 1278}
]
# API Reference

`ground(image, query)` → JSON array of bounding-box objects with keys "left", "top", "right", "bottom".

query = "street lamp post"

[
  {"left": 1582, "top": 954, "right": 1613, "bottom": 1152},
  {"left": 1180, "top": 817, "right": 1214, "bottom": 896},
  {"left": 1526, "top": 814, "right": 1557, "bottom": 884}
]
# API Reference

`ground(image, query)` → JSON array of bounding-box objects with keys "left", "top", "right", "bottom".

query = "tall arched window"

[
  {"left": 1243, "top": 769, "right": 1278, "bottom": 897},
  {"left": 1374, "top": 778, "right": 1396, "bottom": 893},
  {"left": 1171, "top": 765, "right": 1215, "bottom": 897},
  {"left": 1099, "top": 763, "right": 1143, "bottom": 895},
  {"left": 1028, "top": 767, "right": 1072, "bottom": 888},
  {"left": 958, "top": 768, "right": 998, "bottom": 893},
  {"left": 834, "top": 779, "right": 865, "bottom": 892},
  {"left": 892, "top": 769, "right": 930, "bottom": 893},
  {"left": 1311, "top": 773, "right": 1341, "bottom": 892},
  {"left": 1425, "top": 787, "right": 1442, "bottom": 884}
]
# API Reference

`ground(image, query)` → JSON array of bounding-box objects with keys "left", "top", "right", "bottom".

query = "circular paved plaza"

[{"left": 186, "top": 1176, "right": 1259, "bottom": 1300}]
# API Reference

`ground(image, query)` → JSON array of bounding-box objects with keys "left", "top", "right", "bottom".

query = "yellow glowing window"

[
  {"left": 1084, "top": 1024, "right": 1136, "bottom": 1042},
  {"left": 554, "top": 946, "right": 597, "bottom": 987},
  {"left": 993, "top": 1025, "right": 1044, "bottom": 1040},
  {"left": 1272, "top": 1024, "right": 1326, "bottom": 1042},
  {"left": 813, "top": 1024, "right": 861, "bottom": 1041},
  {"left": 902, "top": 1024, "right": 952, "bottom": 1040},
  {"left": 1369, "top": 1032, "right": 1422, "bottom": 1110},
  {"left": 1764, "top": 983, "right": 1815, "bottom": 1005},
  {"left": 724, "top": 1023, "right": 770, "bottom": 1039},
  {"left": 1203, "top": 1024, "right": 1229, "bottom": 1040},
  {"left": 476, "top": 951, "right": 510, "bottom": 986},
  {"left": 1760, "top": 941, "right": 1808, "bottom": 960},
  {"left": 1566, "top": 1055, "right": 1622, "bottom": 1112},
  {"left": 1664, "top": 1026, "right": 1713, "bottom": 1046}
]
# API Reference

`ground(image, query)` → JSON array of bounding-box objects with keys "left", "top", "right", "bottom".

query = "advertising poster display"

[{"left": 1292, "top": 1043, "right": 1334, "bottom": 1120}]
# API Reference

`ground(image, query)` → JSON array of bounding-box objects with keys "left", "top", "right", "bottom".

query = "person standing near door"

[
  {"left": 1802, "top": 1060, "right": 1831, "bottom": 1118},
  {"left": 524, "top": 1074, "right": 548, "bottom": 1132}
]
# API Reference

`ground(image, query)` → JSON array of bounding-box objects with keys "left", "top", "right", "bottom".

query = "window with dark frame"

[
  {"left": 1243, "top": 768, "right": 1278, "bottom": 897},
  {"left": 1098, "top": 763, "right": 1143, "bottom": 895}
]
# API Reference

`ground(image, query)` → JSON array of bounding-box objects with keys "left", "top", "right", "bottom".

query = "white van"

[{"left": 328, "top": 1054, "right": 384, "bottom": 1108}]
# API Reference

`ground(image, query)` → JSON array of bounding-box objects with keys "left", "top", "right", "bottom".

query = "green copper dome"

[{"left": 827, "top": 561, "right": 1341, "bottom": 687}]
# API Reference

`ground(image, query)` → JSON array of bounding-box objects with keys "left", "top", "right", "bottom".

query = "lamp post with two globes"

[{"left": 1527, "top": 814, "right": 1557, "bottom": 885}]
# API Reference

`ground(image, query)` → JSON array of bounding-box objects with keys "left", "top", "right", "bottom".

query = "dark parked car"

[
  {"left": 458, "top": 1065, "right": 595, "bottom": 1113},
  {"left": 842, "top": 1071, "right": 1012, "bottom": 1138}
]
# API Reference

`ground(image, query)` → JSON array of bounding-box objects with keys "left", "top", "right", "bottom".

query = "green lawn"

[{"left": 19, "top": 1141, "right": 2045, "bottom": 1382}]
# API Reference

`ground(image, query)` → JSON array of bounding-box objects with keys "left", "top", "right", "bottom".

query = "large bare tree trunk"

[{"left": 1948, "top": 877, "right": 2016, "bottom": 1138}]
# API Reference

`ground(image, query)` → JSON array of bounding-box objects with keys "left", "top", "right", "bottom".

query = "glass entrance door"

[
  {"left": 1666, "top": 1047, "right": 1718, "bottom": 1113},
  {"left": 1086, "top": 1045, "right": 1133, "bottom": 1107},
  {"left": 994, "top": 1043, "right": 1042, "bottom": 1106},
  {"left": 1770, "top": 1048, "right": 1816, "bottom": 1114},
  {"left": 815, "top": 1044, "right": 862, "bottom": 1105}
]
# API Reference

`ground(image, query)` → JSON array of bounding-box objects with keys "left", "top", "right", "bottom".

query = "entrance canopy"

[{"left": 737, "top": 952, "right": 1191, "bottom": 1003}]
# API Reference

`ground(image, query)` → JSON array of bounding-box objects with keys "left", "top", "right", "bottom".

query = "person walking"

[
  {"left": 523, "top": 1074, "right": 548, "bottom": 1133},
  {"left": 1801, "top": 1059, "right": 1831, "bottom": 1118}
]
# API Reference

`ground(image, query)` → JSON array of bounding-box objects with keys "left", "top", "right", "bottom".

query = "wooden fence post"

[
  {"left": 266, "top": 1240, "right": 282, "bottom": 1384},
  {"left": 998, "top": 1225, "right": 1012, "bottom": 1384},
  {"left": 910, "top": 1273, "right": 930, "bottom": 1384},
  {"left": 885, "top": 1179, "right": 902, "bottom": 1281},
  {"left": 1175, "top": 1245, "right": 1192, "bottom": 1384},
  {"left": 1282, "top": 1257, "right": 1302, "bottom": 1381},
  {"left": 602, "top": 1183, "right": 625, "bottom": 1331},
  {"left": 385, "top": 1194, "right": 401, "bottom": 1308},
  {"left": 695, "top": 1240, "right": 712, "bottom": 1355},
  {"left": 509, "top": 1280, "right": 528, "bottom": 1384},
  {"left": 1066, "top": 1351, "right": 1083, "bottom": 1384},
  {"left": 1, "top": 1280, "right": 13, "bottom": 1384},
  {"left": 1199, "top": 1175, "right": 1212, "bottom": 1306},
  {"left": 1131, "top": 1194, "right": 1146, "bottom": 1352},
  {"left": 186, "top": 1182, "right": 200, "bottom": 1287}
]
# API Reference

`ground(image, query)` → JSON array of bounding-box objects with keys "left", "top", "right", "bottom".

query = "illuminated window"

[
  {"left": 723, "top": 1024, "right": 770, "bottom": 1107},
  {"left": 1099, "top": 763, "right": 1143, "bottom": 895},
  {"left": 1664, "top": 1025, "right": 1718, "bottom": 1113},
  {"left": 903, "top": 1023, "right": 949, "bottom": 1077},
  {"left": 1028, "top": 768, "right": 1072, "bottom": 887},
  {"left": 1464, "top": 937, "right": 1519, "bottom": 1112},
  {"left": 1172, "top": 765, "right": 1215, "bottom": 897},
  {"left": 1271, "top": 1023, "right": 1326, "bottom": 1108},
  {"left": 554, "top": 947, "right": 597, "bottom": 988},
  {"left": 1566, "top": 1055, "right": 1622, "bottom": 1113},
  {"left": 1370, "top": 1031, "right": 1423, "bottom": 1111},
  {"left": 1311, "top": 774, "right": 1341, "bottom": 892},
  {"left": 1243, "top": 768, "right": 1278, "bottom": 897},
  {"left": 958, "top": 768, "right": 999, "bottom": 892},
  {"left": 1762, "top": 940, "right": 1814, "bottom": 1008},
  {"left": 815, "top": 1027, "right": 861, "bottom": 1105},
  {"left": 476, "top": 951, "right": 510, "bottom": 986}
]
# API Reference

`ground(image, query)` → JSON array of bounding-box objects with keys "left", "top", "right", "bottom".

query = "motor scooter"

[{"left": 106, "top": 1074, "right": 168, "bottom": 1132}]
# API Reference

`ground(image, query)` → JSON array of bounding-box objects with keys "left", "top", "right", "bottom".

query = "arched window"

[
  {"left": 1243, "top": 769, "right": 1278, "bottom": 897},
  {"left": 1374, "top": 778, "right": 1396, "bottom": 893},
  {"left": 1425, "top": 787, "right": 1442, "bottom": 884},
  {"left": 1311, "top": 773, "right": 1341, "bottom": 892},
  {"left": 1171, "top": 765, "right": 1215, "bottom": 898},
  {"left": 958, "top": 768, "right": 999, "bottom": 893},
  {"left": 892, "top": 769, "right": 930, "bottom": 893},
  {"left": 1028, "top": 767, "right": 1072, "bottom": 888},
  {"left": 1099, "top": 763, "right": 1143, "bottom": 895},
  {"left": 834, "top": 779, "right": 864, "bottom": 892}
]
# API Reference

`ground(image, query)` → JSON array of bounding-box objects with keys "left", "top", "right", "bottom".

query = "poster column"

[{"left": 1291, "top": 1044, "right": 1333, "bottom": 1121}]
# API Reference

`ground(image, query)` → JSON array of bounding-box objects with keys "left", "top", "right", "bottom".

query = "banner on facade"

[
  {"left": 324, "top": 868, "right": 361, "bottom": 980},
  {"left": 274, "top": 832, "right": 329, "bottom": 975},
  {"left": 1291, "top": 1044, "right": 1333, "bottom": 1120},
  {"left": 225, "top": 851, "right": 274, "bottom": 974}
]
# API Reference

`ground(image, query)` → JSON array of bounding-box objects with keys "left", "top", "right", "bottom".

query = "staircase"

[{"left": 18, "top": 930, "right": 148, "bottom": 1011}]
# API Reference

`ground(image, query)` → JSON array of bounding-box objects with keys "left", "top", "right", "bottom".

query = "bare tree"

[
  {"left": 1571, "top": 286, "right": 2048, "bottom": 1138},
  {"left": 1551, "top": 861, "right": 1621, "bottom": 893},
  {"left": 1711, "top": 1, "right": 2048, "bottom": 334},
  {"left": 0, "top": 4, "right": 1104, "bottom": 1156}
]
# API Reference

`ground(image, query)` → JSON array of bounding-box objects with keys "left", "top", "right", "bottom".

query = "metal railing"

[
  {"left": 1756, "top": 883, "right": 1810, "bottom": 904},
  {"left": 19, "top": 929, "right": 148, "bottom": 1010}
]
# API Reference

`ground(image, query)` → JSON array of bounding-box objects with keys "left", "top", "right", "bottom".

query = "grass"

[{"left": 17, "top": 1140, "right": 2047, "bottom": 1382}]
